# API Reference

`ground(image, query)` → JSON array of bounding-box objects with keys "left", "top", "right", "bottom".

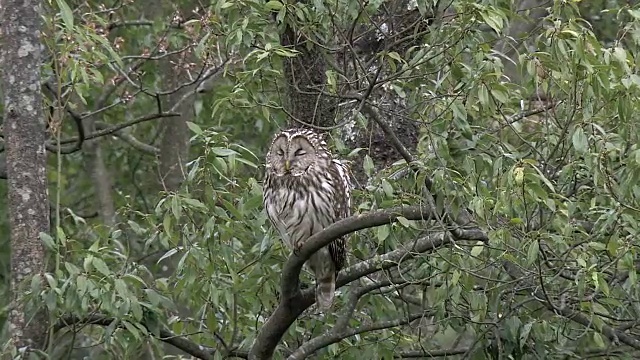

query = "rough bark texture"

[
  {"left": 158, "top": 116, "right": 190, "bottom": 192},
  {"left": 0, "top": 0, "right": 49, "bottom": 351},
  {"left": 281, "top": 26, "right": 338, "bottom": 127},
  {"left": 157, "top": 72, "right": 191, "bottom": 192}
]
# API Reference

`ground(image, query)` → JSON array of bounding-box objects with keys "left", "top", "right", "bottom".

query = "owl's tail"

[{"left": 315, "top": 272, "right": 336, "bottom": 311}]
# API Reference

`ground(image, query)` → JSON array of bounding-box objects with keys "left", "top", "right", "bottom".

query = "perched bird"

[{"left": 263, "top": 127, "right": 353, "bottom": 310}]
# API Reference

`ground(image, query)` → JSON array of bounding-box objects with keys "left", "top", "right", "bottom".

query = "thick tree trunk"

[
  {"left": 0, "top": 0, "right": 49, "bottom": 351},
  {"left": 82, "top": 130, "right": 116, "bottom": 227},
  {"left": 158, "top": 77, "right": 191, "bottom": 192},
  {"left": 280, "top": 26, "right": 338, "bottom": 128}
]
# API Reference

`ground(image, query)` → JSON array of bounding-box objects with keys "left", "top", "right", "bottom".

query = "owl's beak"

[{"left": 284, "top": 160, "right": 291, "bottom": 172}]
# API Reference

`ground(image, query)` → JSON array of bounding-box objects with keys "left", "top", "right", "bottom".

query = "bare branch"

[
  {"left": 53, "top": 112, "right": 180, "bottom": 148},
  {"left": 94, "top": 121, "right": 159, "bottom": 155},
  {"left": 361, "top": 101, "right": 414, "bottom": 165},
  {"left": 42, "top": 81, "right": 86, "bottom": 153},
  {"left": 288, "top": 312, "right": 431, "bottom": 359},
  {"left": 394, "top": 347, "right": 471, "bottom": 358},
  {"left": 54, "top": 314, "right": 234, "bottom": 360}
]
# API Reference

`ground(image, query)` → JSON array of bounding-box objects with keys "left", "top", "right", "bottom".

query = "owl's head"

[{"left": 266, "top": 128, "right": 330, "bottom": 177}]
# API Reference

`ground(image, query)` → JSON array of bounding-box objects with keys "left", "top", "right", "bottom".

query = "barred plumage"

[{"left": 263, "top": 127, "right": 353, "bottom": 310}]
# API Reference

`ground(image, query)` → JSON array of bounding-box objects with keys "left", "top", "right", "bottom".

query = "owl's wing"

[
  {"left": 263, "top": 174, "right": 292, "bottom": 246},
  {"left": 330, "top": 159, "right": 353, "bottom": 218},
  {"left": 328, "top": 159, "right": 354, "bottom": 271}
]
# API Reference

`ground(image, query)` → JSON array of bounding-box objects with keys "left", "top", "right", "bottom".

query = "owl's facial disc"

[
  {"left": 286, "top": 137, "right": 316, "bottom": 177},
  {"left": 268, "top": 134, "right": 318, "bottom": 177}
]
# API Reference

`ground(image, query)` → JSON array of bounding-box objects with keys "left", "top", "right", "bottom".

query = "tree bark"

[
  {"left": 157, "top": 74, "right": 191, "bottom": 193},
  {"left": 82, "top": 131, "right": 116, "bottom": 227},
  {"left": 0, "top": 0, "right": 49, "bottom": 351},
  {"left": 280, "top": 25, "right": 338, "bottom": 128}
]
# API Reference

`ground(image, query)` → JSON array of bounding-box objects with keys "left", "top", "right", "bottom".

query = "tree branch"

[
  {"left": 395, "top": 347, "right": 471, "bottom": 358},
  {"left": 52, "top": 112, "right": 180, "bottom": 148},
  {"left": 249, "top": 199, "right": 490, "bottom": 360},
  {"left": 289, "top": 279, "right": 407, "bottom": 359},
  {"left": 55, "top": 213, "right": 482, "bottom": 360},
  {"left": 55, "top": 315, "right": 226, "bottom": 360},
  {"left": 288, "top": 312, "right": 431, "bottom": 359},
  {"left": 42, "top": 81, "right": 86, "bottom": 153},
  {"left": 501, "top": 261, "right": 640, "bottom": 350},
  {"left": 94, "top": 121, "right": 159, "bottom": 155},
  {"left": 281, "top": 205, "right": 436, "bottom": 302}
]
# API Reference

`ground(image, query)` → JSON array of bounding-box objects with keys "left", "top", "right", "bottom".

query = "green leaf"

[
  {"left": 31, "top": 275, "right": 42, "bottom": 296},
  {"left": 377, "top": 225, "right": 390, "bottom": 242},
  {"left": 593, "top": 332, "right": 605, "bottom": 349},
  {"left": 56, "top": 226, "right": 67, "bottom": 246},
  {"left": 186, "top": 121, "right": 203, "bottom": 135},
  {"left": 490, "top": 88, "right": 509, "bottom": 104},
  {"left": 123, "top": 321, "right": 141, "bottom": 340},
  {"left": 526, "top": 240, "right": 539, "bottom": 265},
  {"left": 56, "top": 0, "right": 74, "bottom": 30},
  {"left": 363, "top": 155, "right": 374, "bottom": 177},
  {"left": 529, "top": 164, "right": 556, "bottom": 193},
  {"left": 260, "top": 235, "right": 272, "bottom": 254},
  {"left": 613, "top": 47, "right": 629, "bottom": 71},
  {"left": 76, "top": 275, "right": 87, "bottom": 296},
  {"left": 211, "top": 148, "right": 239, "bottom": 157},
  {"left": 182, "top": 197, "right": 208, "bottom": 211},
  {"left": 44, "top": 273, "right": 58, "bottom": 289},
  {"left": 387, "top": 51, "right": 403, "bottom": 63},
  {"left": 265, "top": 1, "right": 283, "bottom": 11},
  {"left": 39, "top": 232, "right": 57, "bottom": 251},
  {"left": 591, "top": 301, "right": 609, "bottom": 316},
  {"left": 572, "top": 127, "right": 588, "bottom": 153},
  {"left": 478, "top": 85, "right": 489, "bottom": 105},
  {"left": 64, "top": 262, "right": 80, "bottom": 276},
  {"left": 396, "top": 216, "right": 411, "bottom": 228},
  {"left": 115, "top": 279, "right": 130, "bottom": 299},
  {"left": 471, "top": 244, "right": 484, "bottom": 257},
  {"left": 83, "top": 254, "right": 93, "bottom": 273},
  {"left": 274, "top": 48, "right": 300, "bottom": 57},
  {"left": 520, "top": 322, "right": 533, "bottom": 349},
  {"left": 157, "top": 248, "right": 179, "bottom": 263},
  {"left": 236, "top": 157, "right": 258, "bottom": 168},
  {"left": 163, "top": 214, "right": 172, "bottom": 238},
  {"left": 381, "top": 180, "right": 394, "bottom": 198},
  {"left": 480, "top": 10, "right": 503, "bottom": 33},
  {"left": 92, "top": 258, "right": 111, "bottom": 277}
]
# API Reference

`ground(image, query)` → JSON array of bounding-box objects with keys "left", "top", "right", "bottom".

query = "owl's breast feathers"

[{"left": 264, "top": 158, "right": 352, "bottom": 269}]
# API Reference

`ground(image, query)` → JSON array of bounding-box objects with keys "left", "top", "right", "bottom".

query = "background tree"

[
  {"left": 2, "top": 0, "right": 640, "bottom": 359},
  {"left": 0, "top": 0, "right": 50, "bottom": 353}
]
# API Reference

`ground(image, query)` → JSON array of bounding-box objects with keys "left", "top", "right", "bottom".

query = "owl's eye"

[
  {"left": 294, "top": 149, "right": 307, "bottom": 156},
  {"left": 277, "top": 149, "right": 284, "bottom": 156}
]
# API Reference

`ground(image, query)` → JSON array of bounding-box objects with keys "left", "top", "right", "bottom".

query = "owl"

[{"left": 263, "top": 127, "right": 353, "bottom": 310}]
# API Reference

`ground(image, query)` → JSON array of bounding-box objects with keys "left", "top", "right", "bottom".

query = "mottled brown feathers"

[{"left": 263, "top": 127, "right": 353, "bottom": 310}]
